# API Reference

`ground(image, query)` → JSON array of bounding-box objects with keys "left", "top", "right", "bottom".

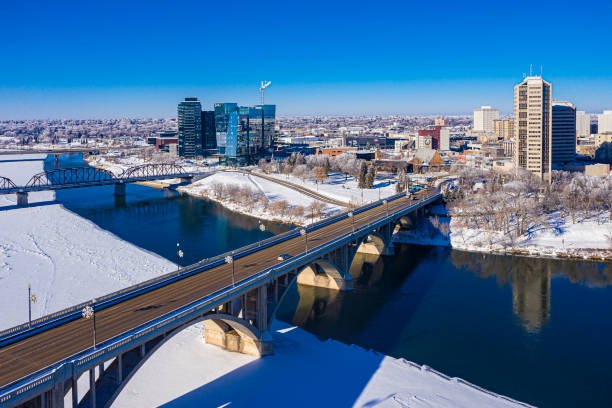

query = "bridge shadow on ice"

[{"left": 158, "top": 320, "right": 384, "bottom": 408}]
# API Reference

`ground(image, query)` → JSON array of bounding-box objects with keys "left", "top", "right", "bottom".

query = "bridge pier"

[
  {"left": 16, "top": 191, "right": 28, "bottom": 206},
  {"left": 296, "top": 258, "right": 353, "bottom": 291},
  {"left": 180, "top": 176, "right": 193, "bottom": 184},
  {"left": 114, "top": 183, "right": 126, "bottom": 197}
]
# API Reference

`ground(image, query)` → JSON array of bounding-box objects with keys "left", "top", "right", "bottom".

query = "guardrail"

[{"left": 0, "top": 190, "right": 433, "bottom": 347}]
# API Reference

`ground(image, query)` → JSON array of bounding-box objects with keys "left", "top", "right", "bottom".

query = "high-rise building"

[
  {"left": 177, "top": 97, "right": 202, "bottom": 158},
  {"left": 598, "top": 110, "right": 612, "bottom": 134},
  {"left": 513, "top": 76, "right": 552, "bottom": 182},
  {"left": 434, "top": 117, "right": 446, "bottom": 126},
  {"left": 214, "top": 103, "right": 239, "bottom": 156},
  {"left": 551, "top": 101, "right": 576, "bottom": 164},
  {"left": 493, "top": 119, "right": 514, "bottom": 141},
  {"left": 214, "top": 102, "right": 276, "bottom": 163},
  {"left": 201, "top": 110, "right": 216, "bottom": 154},
  {"left": 576, "top": 111, "right": 591, "bottom": 136},
  {"left": 473, "top": 106, "right": 500, "bottom": 132},
  {"left": 417, "top": 125, "right": 447, "bottom": 150},
  {"left": 439, "top": 127, "right": 450, "bottom": 150}
]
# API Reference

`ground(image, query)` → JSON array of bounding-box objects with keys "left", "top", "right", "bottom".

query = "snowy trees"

[
  {"left": 357, "top": 162, "right": 367, "bottom": 189},
  {"left": 306, "top": 201, "right": 326, "bottom": 222},
  {"left": 313, "top": 166, "right": 327, "bottom": 183},
  {"left": 276, "top": 153, "right": 365, "bottom": 184},
  {"left": 365, "top": 165, "right": 375, "bottom": 189},
  {"left": 396, "top": 170, "right": 408, "bottom": 193},
  {"left": 449, "top": 167, "right": 612, "bottom": 238}
]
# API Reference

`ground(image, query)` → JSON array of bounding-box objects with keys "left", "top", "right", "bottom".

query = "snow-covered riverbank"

[
  {"left": 0, "top": 155, "right": 176, "bottom": 330},
  {"left": 394, "top": 204, "right": 612, "bottom": 261},
  {"left": 178, "top": 171, "right": 343, "bottom": 225},
  {"left": 111, "top": 319, "right": 532, "bottom": 408}
]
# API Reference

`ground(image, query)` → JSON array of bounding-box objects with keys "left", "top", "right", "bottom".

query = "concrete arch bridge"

[{"left": 0, "top": 189, "right": 442, "bottom": 408}]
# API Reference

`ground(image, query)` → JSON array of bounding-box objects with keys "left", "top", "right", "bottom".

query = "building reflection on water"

[
  {"left": 450, "top": 251, "right": 610, "bottom": 333},
  {"left": 279, "top": 246, "right": 611, "bottom": 338}
]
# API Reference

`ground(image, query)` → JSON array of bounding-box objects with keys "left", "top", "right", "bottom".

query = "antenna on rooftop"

[
  {"left": 260, "top": 81, "right": 271, "bottom": 105},
  {"left": 529, "top": 64, "right": 533, "bottom": 76},
  {"left": 540, "top": 65, "right": 543, "bottom": 77}
]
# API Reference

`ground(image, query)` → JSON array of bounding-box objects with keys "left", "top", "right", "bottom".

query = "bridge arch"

[
  {"left": 123, "top": 163, "right": 186, "bottom": 178},
  {"left": 102, "top": 313, "right": 262, "bottom": 408},
  {"left": 356, "top": 231, "right": 387, "bottom": 255},
  {"left": 0, "top": 176, "right": 17, "bottom": 190},
  {"left": 25, "top": 167, "right": 116, "bottom": 188},
  {"left": 295, "top": 259, "right": 349, "bottom": 291}
]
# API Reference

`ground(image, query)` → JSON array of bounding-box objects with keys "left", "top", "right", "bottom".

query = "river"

[{"left": 48, "top": 154, "right": 611, "bottom": 407}]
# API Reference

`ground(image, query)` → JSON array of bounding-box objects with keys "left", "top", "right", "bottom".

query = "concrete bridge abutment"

[
  {"left": 16, "top": 191, "right": 28, "bottom": 206},
  {"left": 202, "top": 320, "right": 267, "bottom": 356},
  {"left": 114, "top": 182, "right": 126, "bottom": 197},
  {"left": 296, "top": 260, "right": 353, "bottom": 291}
]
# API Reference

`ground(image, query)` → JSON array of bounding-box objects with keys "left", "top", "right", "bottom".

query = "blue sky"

[{"left": 1, "top": 0, "right": 611, "bottom": 118}]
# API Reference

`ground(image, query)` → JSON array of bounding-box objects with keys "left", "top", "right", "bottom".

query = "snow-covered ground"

[
  {"left": 0, "top": 155, "right": 176, "bottom": 330},
  {"left": 179, "top": 171, "right": 342, "bottom": 225},
  {"left": 253, "top": 170, "right": 397, "bottom": 205},
  {"left": 394, "top": 204, "right": 612, "bottom": 260},
  {"left": 111, "top": 320, "right": 531, "bottom": 408}
]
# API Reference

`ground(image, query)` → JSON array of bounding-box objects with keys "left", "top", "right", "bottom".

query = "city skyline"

[{"left": 1, "top": 0, "right": 612, "bottom": 119}]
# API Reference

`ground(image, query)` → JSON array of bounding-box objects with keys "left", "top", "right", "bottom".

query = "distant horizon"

[{"left": 1, "top": 1, "right": 611, "bottom": 119}]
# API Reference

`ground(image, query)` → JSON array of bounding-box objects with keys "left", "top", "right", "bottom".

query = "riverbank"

[
  {"left": 0, "top": 154, "right": 177, "bottom": 330},
  {"left": 393, "top": 204, "right": 612, "bottom": 261},
  {"left": 178, "top": 171, "right": 343, "bottom": 225},
  {"left": 111, "top": 319, "right": 532, "bottom": 408}
]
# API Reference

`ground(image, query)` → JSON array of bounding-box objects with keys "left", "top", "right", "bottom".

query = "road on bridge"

[{"left": 0, "top": 189, "right": 436, "bottom": 390}]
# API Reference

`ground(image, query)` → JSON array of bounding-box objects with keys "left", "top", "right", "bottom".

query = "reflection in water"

[
  {"left": 450, "top": 251, "right": 611, "bottom": 333},
  {"left": 277, "top": 245, "right": 612, "bottom": 408},
  {"left": 511, "top": 264, "right": 550, "bottom": 333}
]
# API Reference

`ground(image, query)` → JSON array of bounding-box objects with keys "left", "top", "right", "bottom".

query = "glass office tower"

[
  {"left": 214, "top": 103, "right": 238, "bottom": 156},
  {"left": 213, "top": 102, "right": 276, "bottom": 163},
  {"left": 201, "top": 110, "right": 216, "bottom": 154},
  {"left": 177, "top": 97, "right": 202, "bottom": 158}
]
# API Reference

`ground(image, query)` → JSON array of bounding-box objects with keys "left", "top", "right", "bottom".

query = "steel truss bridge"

[
  {"left": 0, "top": 164, "right": 207, "bottom": 205},
  {"left": 0, "top": 187, "right": 443, "bottom": 408}
]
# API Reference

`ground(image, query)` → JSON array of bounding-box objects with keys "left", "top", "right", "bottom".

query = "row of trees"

[
  {"left": 448, "top": 167, "right": 612, "bottom": 243},
  {"left": 209, "top": 182, "right": 327, "bottom": 222},
  {"left": 258, "top": 153, "right": 381, "bottom": 189}
]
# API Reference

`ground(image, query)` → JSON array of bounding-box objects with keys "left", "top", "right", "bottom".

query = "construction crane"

[{"left": 260, "top": 81, "right": 271, "bottom": 105}]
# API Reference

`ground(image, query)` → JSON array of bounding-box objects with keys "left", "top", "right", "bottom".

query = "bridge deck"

[{"left": 0, "top": 190, "right": 436, "bottom": 390}]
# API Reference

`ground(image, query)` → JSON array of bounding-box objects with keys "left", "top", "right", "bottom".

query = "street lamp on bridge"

[
  {"left": 176, "top": 243, "right": 183, "bottom": 271},
  {"left": 225, "top": 254, "right": 235, "bottom": 286},
  {"left": 300, "top": 228, "right": 308, "bottom": 253},
  {"left": 28, "top": 285, "right": 37, "bottom": 328},
  {"left": 259, "top": 223, "right": 266, "bottom": 247},
  {"left": 82, "top": 304, "right": 96, "bottom": 349},
  {"left": 348, "top": 212, "right": 354, "bottom": 234}
]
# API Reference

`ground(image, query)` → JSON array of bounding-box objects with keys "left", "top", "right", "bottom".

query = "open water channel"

[{"left": 48, "top": 154, "right": 611, "bottom": 407}]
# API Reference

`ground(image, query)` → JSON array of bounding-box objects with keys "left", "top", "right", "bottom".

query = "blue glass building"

[{"left": 214, "top": 102, "right": 276, "bottom": 163}]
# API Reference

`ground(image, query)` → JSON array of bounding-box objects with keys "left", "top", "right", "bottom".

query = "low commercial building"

[
  {"left": 315, "top": 147, "right": 356, "bottom": 157},
  {"left": 147, "top": 131, "right": 178, "bottom": 152}
]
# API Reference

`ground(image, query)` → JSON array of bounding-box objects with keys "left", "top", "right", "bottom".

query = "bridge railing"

[
  {"left": 0, "top": 190, "right": 442, "bottom": 402},
  {"left": 0, "top": 190, "right": 420, "bottom": 343}
]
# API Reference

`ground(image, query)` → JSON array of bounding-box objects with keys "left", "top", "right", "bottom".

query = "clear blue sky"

[{"left": 1, "top": 0, "right": 611, "bottom": 119}]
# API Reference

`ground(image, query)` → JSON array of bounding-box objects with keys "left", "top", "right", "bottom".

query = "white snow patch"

[
  {"left": 110, "top": 320, "right": 531, "bottom": 408},
  {"left": 0, "top": 155, "right": 176, "bottom": 330}
]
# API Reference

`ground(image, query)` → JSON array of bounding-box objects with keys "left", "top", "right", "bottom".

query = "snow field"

[
  {"left": 0, "top": 155, "right": 176, "bottom": 330},
  {"left": 179, "top": 171, "right": 343, "bottom": 225},
  {"left": 110, "top": 320, "right": 531, "bottom": 408}
]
